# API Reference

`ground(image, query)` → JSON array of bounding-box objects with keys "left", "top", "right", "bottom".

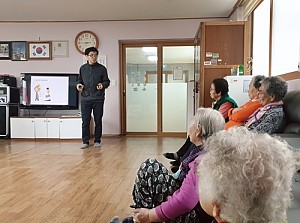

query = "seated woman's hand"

[
  {"left": 133, "top": 208, "right": 150, "bottom": 223},
  {"left": 232, "top": 107, "right": 242, "bottom": 114}
]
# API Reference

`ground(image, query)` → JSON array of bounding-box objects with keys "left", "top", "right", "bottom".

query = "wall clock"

[{"left": 75, "top": 30, "right": 99, "bottom": 54}]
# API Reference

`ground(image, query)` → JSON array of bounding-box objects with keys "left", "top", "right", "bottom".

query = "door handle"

[{"left": 194, "top": 81, "right": 199, "bottom": 93}]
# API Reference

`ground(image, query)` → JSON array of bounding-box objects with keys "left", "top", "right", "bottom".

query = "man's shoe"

[
  {"left": 80, "top": 143, "right": 89, "bottom": 149},
  {"left": 94, "top": 142, "right": 101, "bottom": 148}
]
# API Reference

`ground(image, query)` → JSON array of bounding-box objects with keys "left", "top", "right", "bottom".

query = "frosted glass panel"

[
  {"left": 126, "top": 83, "right": 157, "bottom": 132},
  {"left": 162, "top": 83, "right": 187, "bottom": 132},
  {"left": 126, "top": 47, "right": 157, "bottom": 132}
]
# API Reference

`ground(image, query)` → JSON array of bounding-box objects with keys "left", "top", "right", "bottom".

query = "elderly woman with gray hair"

[
  {"left": 244, "top": 75, "right": 288, "bottom": 133},
  {"left": 225, "top": 75, "right": 265, "bottom": 130},
  {"left": 197, "top": 127, "right": 300, "bottom": 223},
  {"left": 132, "top": 107, "right": 225, "bottom": 223}
]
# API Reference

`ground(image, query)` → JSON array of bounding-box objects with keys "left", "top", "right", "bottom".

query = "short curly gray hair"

[
  {"left": 197, "top": 127, "right": 299, "bottom": 223},
  {"left": 190, "top": 107, "right": 225, "bottom": 141},
  {"left": 263, "top": 76, "right": 287, "bottom": 101}
]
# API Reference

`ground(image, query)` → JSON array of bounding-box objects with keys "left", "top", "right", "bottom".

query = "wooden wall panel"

[
  {"left": 199, "top": 22, "right": 249, "bottom": 108},
  {"left": 205, "top": 25, "right": 244, "bottom": 66}
]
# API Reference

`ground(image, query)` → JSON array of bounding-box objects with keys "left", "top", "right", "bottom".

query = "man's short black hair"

[{"left": 85, "top": 47, "right": 99, "bottom": 55}]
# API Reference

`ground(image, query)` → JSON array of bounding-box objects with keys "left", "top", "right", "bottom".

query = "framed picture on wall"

[
  {"left": 52, "top": 40, "right": 69, "bottom": 58},
  {"left": 11, "top": 41, "right": 27, "bottom": 61},
  {"left": 173, "top": 66, "right": 183, "bottom": 80},
  {"left": 0, "top": 41, "right": 11, "bottom": 60},
  {"left": 27, "top": 41, "right": 52, "bottom": 60}
]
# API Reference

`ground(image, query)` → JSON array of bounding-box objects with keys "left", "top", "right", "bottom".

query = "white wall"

[
  {"left": 0, "top": 19, "right": 205, "bottom": 135},
  {"left": 287, "top": 79, "right": 300, "bottom": 92}
]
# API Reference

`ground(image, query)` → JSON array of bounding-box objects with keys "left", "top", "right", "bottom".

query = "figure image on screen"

[
  {"left": 45, "top": 87, "right": 51, "bottom": 101},
  {"left": 34, "top": 84, "right": 41, "bottom": 101},
  {"left": 30, "top": 76, "right": 68, "bottom": 105}
]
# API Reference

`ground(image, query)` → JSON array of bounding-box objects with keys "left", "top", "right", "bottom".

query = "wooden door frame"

[{"left": 119, "top": 39, "right": 194, "bottom": 136}]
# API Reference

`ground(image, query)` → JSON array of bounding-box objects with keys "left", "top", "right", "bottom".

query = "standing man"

[{"left": 76, "top": 47, "right": 110, "bottom": 149}]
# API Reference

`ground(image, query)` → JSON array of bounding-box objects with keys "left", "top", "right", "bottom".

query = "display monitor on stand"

[{"left": 20, "top": 73, "right": 79, "bottom": 110}]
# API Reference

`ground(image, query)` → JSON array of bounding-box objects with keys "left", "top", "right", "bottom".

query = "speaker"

[
  {"left": 0, "top": 105, "right": 18, "bottom": 139},
  {"left": 0, "top": 76, "right": 17, "bottom": 87}
]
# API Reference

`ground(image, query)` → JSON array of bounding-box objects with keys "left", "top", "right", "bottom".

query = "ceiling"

[
  {"left": 1, "top": 0, "right": 239, "bottom": 22},
  {"left": 1, "top": 0, "right": 240, "bottom": 65}
]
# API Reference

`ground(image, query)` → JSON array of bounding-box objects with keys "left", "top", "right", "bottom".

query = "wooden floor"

[{"left": 0, "top": 136, "right": 185, "bottom": 223}]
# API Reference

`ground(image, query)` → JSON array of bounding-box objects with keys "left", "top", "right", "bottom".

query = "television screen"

[{"left": 20, "top": 73, "right": 79, "bottom": 110}]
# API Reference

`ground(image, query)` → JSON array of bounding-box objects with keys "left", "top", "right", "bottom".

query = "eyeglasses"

[{"left": 88, "top": 54, "right": 98, "bottom": 57}]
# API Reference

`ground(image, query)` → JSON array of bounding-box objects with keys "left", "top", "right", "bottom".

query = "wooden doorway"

[{"left": 119, "top": 39, "right": 195, "bottom": 136}]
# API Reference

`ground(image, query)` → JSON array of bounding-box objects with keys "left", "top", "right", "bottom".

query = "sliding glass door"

[{"left": 121, "top": 41, "right": 194, "bottom": 135}]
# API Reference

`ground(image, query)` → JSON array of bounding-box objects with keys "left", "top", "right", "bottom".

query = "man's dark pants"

[{"left": 81, "top": 100, "right": 104, "bottom": 144}]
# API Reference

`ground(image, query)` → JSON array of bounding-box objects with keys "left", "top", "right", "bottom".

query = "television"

[{"left": 20, "top": 73, "right": 79, "bottom": 110}]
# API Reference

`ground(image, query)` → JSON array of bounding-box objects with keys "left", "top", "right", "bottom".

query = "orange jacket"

[{"left": 225, "top": 100, "right": 261, "bottom": 130}]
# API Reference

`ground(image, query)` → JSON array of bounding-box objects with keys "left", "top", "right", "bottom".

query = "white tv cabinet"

[
  {"left": 10, "top": 117, "right": 81, "bottom": 139},
  {"left": 34, "top": 118, "right": 60, "bottom": 138},
  {"left": 59, "top": 118, "right": 82, "bottom": 139}
]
